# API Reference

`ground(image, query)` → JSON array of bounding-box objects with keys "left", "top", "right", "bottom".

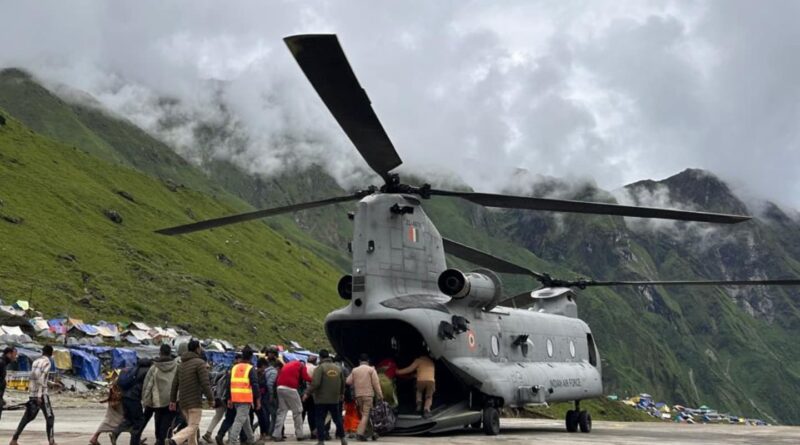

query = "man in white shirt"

[{"left": 10, "top": 345, "right": 56, "bottom": 445}]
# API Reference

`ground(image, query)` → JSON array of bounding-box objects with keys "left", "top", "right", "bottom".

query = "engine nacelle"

[
  {"left": 438, "top": 268, "right": 502, "bottom": 311},
  {"left": 337, "top": 275, "right": 353, "bottom": 300}
]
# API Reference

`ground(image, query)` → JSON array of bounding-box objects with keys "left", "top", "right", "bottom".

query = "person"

[
  {"left": 10, "top": 344, "right": 55, "bottom": 445},
  {"left": 303, "top": 356, "right": 319, "bottom": 439},
  {"left": 266, "top": 361, "right": 282, "bottom": 439},
  {"left": 304, "top": 350, "right": 347, "bottom": 445},
  {"left": 396, "top": 354, "right": 435, "bottom": 418},
  {"left": 90, "top": 378, "right": 125, "bottom": 445},
  {"left": 228, "top": 347, "right": 260, "bottom": 445},
  {"left": 254, "top": 358, "right": 272, "bottom": 441},
  {"left": 271, "top": 358, "right": 311, "bottom": 442},
  {"left": 0, "top": 346, "right": 18, "bottom": 421},
  {"left": 117, "top": 358, "right": 153, "bottom": 445},
  {"left": 144, "top": 345, "right": 179, "bottom": 445},
  {"left": 168, "top": 339, "right": 214, "bottom": 445},
  {"left": 345, "top": 354, "right": 382, "bottom": 441},
  {"left": 202, "top": 370, "right": 229, "bottom": 443}
]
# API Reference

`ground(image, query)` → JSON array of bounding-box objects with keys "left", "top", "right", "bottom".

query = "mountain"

[{"left": 1, "top": 69, "right": 800, "bottom": 424}]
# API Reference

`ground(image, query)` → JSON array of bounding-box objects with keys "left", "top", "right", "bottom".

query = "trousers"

[{"left": 13, "top": 395, "right": 55, "bottom": 443}]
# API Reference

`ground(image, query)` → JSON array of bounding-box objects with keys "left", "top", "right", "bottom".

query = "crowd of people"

[{"left": 0, "top": 342, "right": 438, "bottom": 445}]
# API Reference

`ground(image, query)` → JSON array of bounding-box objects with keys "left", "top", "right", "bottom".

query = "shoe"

[
  {"left": 340, "top": 438, "right": 348, "bottom": 445},
  {"left": 422, "top": 410, "right": 431, "bottom": 419},
  {"left": 110, "top": 433, "right": 118, "bottom": 445},
  {"left": 270, "top": 438, "right": 284, "bottom": 443},
  {"left": 356, "top": 435, "right": 367, "bottom": 442},
  {"left": 371, "top": 434, "right": 379, "bottom": 441},
  {"left": 203, "top": 432, "right": 213, "bottom": 443},
  {"left": 215, "top": 436, "right": 225, "bottom": 445},
  {"left": 10, "top": 440, "right": 19, "bottom": 445},
  {"left": 315, "top": 441, "right": 324, "bottom": 445}
]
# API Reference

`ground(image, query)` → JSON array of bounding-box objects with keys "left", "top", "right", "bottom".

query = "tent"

[
  {"left": 48, "top": 319, "right": 68, "bottom": 335},
  {"left": 70, "top": 349, "right": 101, "bottom": 381},
  {"left": 0, "top": 325, "right": 24, "bottom": 336},
  {"left": 112, "top": 348, "right": 138, "bottom": 369},
  {"left": 29, "top": 317, "right": 50, "bottom": 332},
  {"left": 0, "top": 305, "right": 25, "bottom": 317},
  {"left": 205, "top": 351, "right": 236, "bottom": 368},
  {"left": 131, "top": 322, "right": 151, "bottom": 331},
  {"left": 281, "top": 352, "right": 308, "bottom": 363},
  {"left": 14, "top": 347, "right": 43, "bottom": 372},
  {"left": 124, "top": 329, "right": 151, "bottom": 344},
  {"left": 69, "top": 322, "right": 99, "bottom": 337},
  {"left": 13, "top": 300, "right": 30, "bottom": 311},
  {"left": 52, "top": 348, "right": 73, "bottom": 370}
]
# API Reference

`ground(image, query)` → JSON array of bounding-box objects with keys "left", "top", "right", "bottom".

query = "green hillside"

[{"left": 0, "top": 110, "right": 343, "bottom": 346}]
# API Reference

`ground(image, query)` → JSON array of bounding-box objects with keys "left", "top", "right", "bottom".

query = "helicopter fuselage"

[{"left": 325, "top": 193, "right": 603, "bottom": 432}]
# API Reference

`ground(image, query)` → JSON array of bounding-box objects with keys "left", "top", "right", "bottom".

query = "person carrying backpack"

[
  {"left": 144, "top": 345, "right": 178, "bottom": 445},
  {"left": 303, "top": 350, "right": 347, "bottom": 445}
]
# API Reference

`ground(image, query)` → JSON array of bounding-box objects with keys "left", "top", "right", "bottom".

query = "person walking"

[
  {"left": 89, "top": 378, "right": 124, "bottom": 445},
  {"left": 168, "top": 340, "right": 214, "bottom": 445},
  {"left": 144, "top": 345, "right": 179, "bottom": 445},
  {"left": 345, "top": 354, "right": 383, "bottom": 442},
  {"left": 0, "top": 346, "right": 18, "bottom": 421},
  {"left": 265, "top": 361, "right": 282, "bottom": 439},
  {"left": 303, "top": 356, "right": 319, "bottom": 439},
  {"left": 202, "top": 369, "right": 229, "bottom": 443},
  {"left": 10, "top": 344, "right": 56, "bottom": 445},
  {"left": 303, "top": 350, "right": 347, "bottom": 445},
  {"left": 117, "top": 358, "right": 153, "bottom": 445},
  {"left": 228, "top": 347, "right": 260, "bottom": 445},
  {"left": 254, "top": 358, "right": 272, "bottom": 441},
  {"left": 271, "top": 358, "right": 311, "bottom": 442},
  {"left": 397, "top": 354, "right": 436, "bottom": 418}
]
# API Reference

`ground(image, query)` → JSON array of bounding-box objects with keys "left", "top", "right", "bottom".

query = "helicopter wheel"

[
  {"left": 578, "top": 410, "right": 592, "bottom": 433},
  {"left": 565, "top": 409, "right": 579, "bottom": 433},
  {"left": 470, "top": 419, "right": 482, "bottom": 430},
  {"left": 482, "top": 406, "right": 500, "bottom": 436}
]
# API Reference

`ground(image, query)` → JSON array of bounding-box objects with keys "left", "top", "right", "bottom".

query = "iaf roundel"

[{"left": 467, "top": 329, "right": 477, "bottom": 351}]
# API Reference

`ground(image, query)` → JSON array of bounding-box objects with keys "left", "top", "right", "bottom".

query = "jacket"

[
  {"left": 170, "top": 351, "right": 213, "bottom": 409},
  {"left": 0, "top": 355, "right": 9, "bottom": 400},
  {"left": 397, "top": 356, "right": 435, "bottom": 382},
  {"left": 142, "top": 356, "right": 177, "bottom": 408},
  {"left": 275, "top": 360, "right": 311, "bottom": 390},
  {"left": 229, "top": 363, "right": 260, "bottom": 404},
  {"left": 119, "top": 359, "right": 151, "bottom": 401},
  {"left": 307, "top": 358, "right": 345, "bottom": 405},
  {"left": 264, "top": 366, "right": 278, "bottom": 397},
  {"left": 346, "top": 363, "right": 383, "bottom": 399}
]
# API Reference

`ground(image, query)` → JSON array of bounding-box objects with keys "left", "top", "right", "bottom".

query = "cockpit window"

[{"left": 587, "top": 333, "right": 598, "bottom": 367}]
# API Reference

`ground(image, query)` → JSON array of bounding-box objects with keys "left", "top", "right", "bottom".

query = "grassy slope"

[{"left": 0, "top": 111, "right": 343, "bottom": 346}]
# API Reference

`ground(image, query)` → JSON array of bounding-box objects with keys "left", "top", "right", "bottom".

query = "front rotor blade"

[
  {"left": 580, "top": 278, "right": 800, "bottom": 287},
  {"left": 442, "top": 238, "right": 545, "bottom": 279},
  {"left": 155, "top": 193, "right": 364, "bottom": 236},
  {"left": 284, "top": 34, "right": 402, "bottom": 181},
  {"left": 430, "top": 189, "right": 750, "bottom": 224}
]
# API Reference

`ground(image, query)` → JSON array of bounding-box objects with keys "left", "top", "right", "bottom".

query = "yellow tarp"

[{"left": 53, "top": 349, "right": 72, "bottom": 370}]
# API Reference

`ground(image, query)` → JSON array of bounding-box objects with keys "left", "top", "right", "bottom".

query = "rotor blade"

[
  {"left": 442, "top": 237, "right": 545, "bottom": 279},
  {"left": 284, "top": 34, "right": 402, "bottom": 181},
  {"left": 155, "top": 193, "right": 364, "bottom": 236},
  {"left": 576, "top": 278, "right": 800, "bottom": 288},
  {"left": 429, "top": 189, "right": 750, "bottom": 224}
]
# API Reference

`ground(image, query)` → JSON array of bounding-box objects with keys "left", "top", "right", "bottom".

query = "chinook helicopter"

[{"left": 157, "top": 34, "right": 800, "bottom": 436}]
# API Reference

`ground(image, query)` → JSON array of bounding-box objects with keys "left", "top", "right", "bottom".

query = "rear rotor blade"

[
  {"left": 576, "top": 278, "right": 800, "bottom": 288},
  {"left": 429, "top": 189, "right": 750, "bottom": 224},
  {"left": 155, "top": 193, "right": 365, "bottom": 236},
  {"left": 442, "top": 237, "right": 545, "bottom": 279},
  {"left": 284, "top": 34, "right": 402, "bottom": 181}
]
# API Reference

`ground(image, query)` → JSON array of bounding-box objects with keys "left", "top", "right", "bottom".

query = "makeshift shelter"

[
  {"left": 14, "top": 347, "right": 43, "bottom": 372},
  {"left": 0, "top": 305, "right": 24, "bottom": 316},
  {"left": 48, "top": 319, "right": 68, "bottom": 335},
  {"left": 29, "top": 317, "right": 50, "bottom": 332},
  {"left": 0, "top": 325, "right": 25, "bottom": 337},
  {"left": 13, "top": 300, "right": 30, "bottom": 311},
  {"left": 205, "top": 351, "right": 236, "bottom": 368},
  {"left": 124, "top": 329, "right": 151, "bottom": 345},
  {"left": 131, "top": 322, "right": 151, "bottom": 331},
  {"left": 52, "top": 348, "right": 73, "bottom": 371},
  {"left": 70, "top": 349, "right": 101, "bottom": 381},
  {"left": 112, "top": 348, "right": 137, "bottom": 369},
  {"left": 281, "top": 352, "right": 308, "bottom": 363}
]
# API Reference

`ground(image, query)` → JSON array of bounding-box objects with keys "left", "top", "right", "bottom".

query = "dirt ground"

[{"left": 1, "top": 392, "right": 798, "bottom": 445}]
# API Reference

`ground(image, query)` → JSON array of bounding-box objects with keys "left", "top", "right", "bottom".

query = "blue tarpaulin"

[
  {"left": 205, "top": 351, "right": 236, "bottom": 368},
  {"left": 73, "top": 345, "right": 112, "bottom": 354},
  {"left": 281, "top": 352, "right": 308, "bottom": 363},
  {"left": 70, "top": 349, "right": 101, "bottom": 381},
  {"left": 112, "top": 348, "right": 138, "bottom": 369}
]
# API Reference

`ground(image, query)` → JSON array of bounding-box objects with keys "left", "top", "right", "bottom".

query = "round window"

[
  {"left": 491, "top": 335, "right": 500, "bottom": 356},
  {"left": 569, "top": 340, "right": 576, "bottom": 358},
  {"left": 546, "top": 338, "right": 554, "bottom": 357}
]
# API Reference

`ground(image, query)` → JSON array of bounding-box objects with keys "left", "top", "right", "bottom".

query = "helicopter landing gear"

[
  {"left": 482, "top": 406, "right": 500, "bottom": 436},
  {"left": 566, "top": 401, "right": 592, "bottom": 433}
]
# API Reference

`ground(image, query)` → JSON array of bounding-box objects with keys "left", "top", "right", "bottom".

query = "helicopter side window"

[
  {"left": 546, "top": 338, "right": 553, "bottom": 358},
  {"left": 587, "top": 333, "right": 598, "bottom": 367},
  {"left": 490, "top": 335, "right": 500, "bottom": 356}
]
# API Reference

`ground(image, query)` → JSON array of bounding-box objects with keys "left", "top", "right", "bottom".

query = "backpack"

[{"left": 369, "top": 399, "right": 397, "bottom": 435}]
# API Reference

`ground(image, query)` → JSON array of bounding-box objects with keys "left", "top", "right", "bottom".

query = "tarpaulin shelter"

[
  {"left": 281, "top": 352, "right": 308, "bottom": 363},
  {"left": 0, "top": 305, "right": 25, "bottom": 317},
  {"left": 52, "top": 348, "right": 73, "bottom": 370},
  {"left": 205, "top": 351, "right": 236, "bottom": 368},
  {"left": 131, "top": 322, "right": 151, "bottom": 331},
  {"left": 13, "top": 300, "right": 30, "bottom": 311},
  {"left": 69, "top": 321, "right": 99, "bottom": 337},
  {"left": 124, "top": 329, "right": 151, "bottom": 344},
  {"left": 112, "top": 348, "right": 137, "bottom": 369},
  {"left": 70, "top": 349, "right": 101, "bottom": 381},
  {"left": 0, "top": 325, "right": 25, "bottom": 336},
  {"left": 29, "top": 317, "right": 50, "bottom": 332},
  {"left": 48, "top": 319, "right": 68, "bottom": 335},
  {"left": 14, "top": 347, "right": 43, "bottom": 371}
]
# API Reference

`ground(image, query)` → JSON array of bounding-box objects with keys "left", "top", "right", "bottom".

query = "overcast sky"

[{"left": 1, "top": 0, "right": 799, "bottom": 208}]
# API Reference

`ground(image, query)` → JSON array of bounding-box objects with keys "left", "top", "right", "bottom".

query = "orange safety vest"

[{"left": 230, "top": 363, "right": 254, "bottom": 404}]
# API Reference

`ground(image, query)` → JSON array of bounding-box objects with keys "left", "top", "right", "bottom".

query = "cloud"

[{"left": 1, "top": 1, "right": 799, "bottom": 208}]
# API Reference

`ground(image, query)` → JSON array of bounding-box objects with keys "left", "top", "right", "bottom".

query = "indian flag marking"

[{"left": 408, "top": 225, "right": 418, "bottom": 242}]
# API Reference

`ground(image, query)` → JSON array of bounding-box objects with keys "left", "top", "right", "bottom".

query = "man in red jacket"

[{"left": 271, "top": 359, "right": 311, "bottom": 442}]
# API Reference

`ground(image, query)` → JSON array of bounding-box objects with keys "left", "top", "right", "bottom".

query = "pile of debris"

[{"left": 611, "top": 393, "right": 770, "bottom": 426}]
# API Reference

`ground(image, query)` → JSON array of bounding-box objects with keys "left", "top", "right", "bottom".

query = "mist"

[{"left": 1, "top": 0, "right": 799, "bottom": 208}]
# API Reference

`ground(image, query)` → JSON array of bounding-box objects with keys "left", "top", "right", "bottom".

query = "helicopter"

[{"left": 156, "top": 34, "right": 800, "bottom": 436}]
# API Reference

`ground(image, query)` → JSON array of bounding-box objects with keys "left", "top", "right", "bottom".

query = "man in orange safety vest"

[{"left": 228, "top": 347, "right": 260, "bottom": 445}]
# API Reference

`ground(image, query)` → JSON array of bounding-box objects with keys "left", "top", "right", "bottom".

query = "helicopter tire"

[
  {"left": 578, "top": 410, "right": 592, "bottom": 433},
  {"left": 470, "top": 419, "right": 482, "bottom": 429},
  {"left": 482, "top": 407, "right": 500, "bottom": 435},
  {"left": 565, "top": 409, "right": 579, "bottom": 432}
]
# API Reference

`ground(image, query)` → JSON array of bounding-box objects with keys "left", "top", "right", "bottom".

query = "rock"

[
  {"left": 263, "top": 293, "right": 276, "bottom": 304},
  {"left": 1, "top": 214, "right": 23, "bottom": 224},
  {"left": 216, "top": 253, "right": 234, "bottom": 267},
  {"left": 291, "top": 291, "right": 303, "bottom": 301},
  {"left": 164, "top": 179, "right": 184, "bottom": 192},
  {"left": 116, "top": 190, "right": 135, "bottom": 202},
  {"left": 57, "top": 253, "right": 77, "bottom": 262},
  {"left": 103, "top": 209, "right": 123, "bottom": 224}
]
